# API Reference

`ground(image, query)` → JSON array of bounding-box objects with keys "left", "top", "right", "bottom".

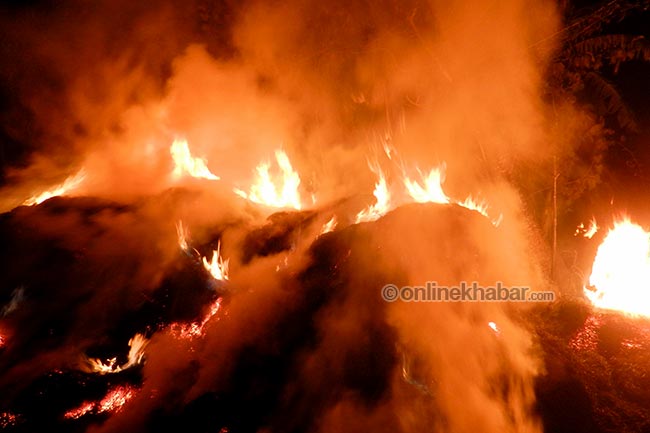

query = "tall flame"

[
  {"left": 23, "top": 169, "right": 86, "bottom": 206},
  {"left": 586, "top": 218, "right": 650, "bottom": 317},
  {"left": 320, "top": 216, "right": 338, "bottom": 235},
  {"left": 234, "top": 150, "right": 302, "bottom": 210},
  {"left": 356, "top": 164, "right": 391, "bottom": 223},
  {"left": 170, "top": 138, "right": 220, "bottom": 180},
  {"left": 85, "top": 333, "right": 148, "bottom": 374},
  {"left": 403, "top": 166, "right": 449, "bottom": 204},
  {"left": 202, "top": 242, "right": 229, "bottom": 281},
  {"left": 176, "top": 220, "right": 190, "bottom": 252}
]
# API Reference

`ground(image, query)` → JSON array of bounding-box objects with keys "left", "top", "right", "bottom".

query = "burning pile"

[{"left": 1, "top": 0, "right": 649, "bottom": 432}]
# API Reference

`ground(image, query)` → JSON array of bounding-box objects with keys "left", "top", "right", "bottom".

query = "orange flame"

[
  {"left": 202, "top": 242, "right": 229, "bottom": 281},
  {"left": 234, "top": 150, "right": 302, "bottom": 210},
  {"left": 356, "top": 163, "right": 391, "bottom": 223},
  {"left": 170, "top": 138, "right": 220, "bottom": 180},
  {"left": 176, "top": 220, "right": 190, "bottom": 252},
  {"left": 403, "top": 166, "right": 449, "bottom": 204},
  {"left": 23, "top": 169, "right": 86, "bottom": 206},
  {"left": 85, "top": 333, "right": 148, "bottom": 374},
  {"left": 64, "top": 385, "right": 136, "bottom": 420},
  {"left": 586, "top": 218, "right": 650, "bottom": 317},
  {"left": 320, "top": 216, "right": 338, "bottom": 235},
  {"left": 575, "top": 217, "right": 599, "bottom": 239},
  {"left": 170, "top": 298, "right": 223, "bottom": 340}
]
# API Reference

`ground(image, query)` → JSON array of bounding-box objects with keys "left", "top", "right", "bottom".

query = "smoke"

[{"left": 0, "top": 0, "right": 570, "bottom": 432}]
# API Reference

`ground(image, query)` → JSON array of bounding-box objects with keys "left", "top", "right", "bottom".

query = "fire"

[
  {"left": 403, "top": 166, "right": 449, "bottom": 205},
  {"left": 457, "top": 196, "right": 502, "bottom": 227},
  {"left": 234, "top": 150, "right": 302, "bottom": 210},
  {"left": 356, "top": 164, "right": 391, "bottom": 223},
  {"left": 575, "top": 218, "right": 599, "bottom": 239},
  {"left": 23, "top": 169, "right": 86, "bottom": 206},
  {"left": 585, "top": 218, "right": 650, "bottom": 317},
  {"left": 170, "top": 298, "right": 223, "bottom": 340},
  {"left": 202, "top": 242, "right": 229, "bottom": 281},
  {"left": 0, "top": 333, "right": 5, "bottom": 349},
  {"left": 86, "top": 333, "right": 148, "bottom": 374},
  {"left": 320, "top": 216, "right": 338, "bottom": 235},
  {"left": 487, "top": 321, "right": 501, "bottom": 335},
  {"left": 170, "top": 138, "right": 220, "bottom": 180},
  {"left": 458, "top": 195, "right": 489, "bottom": 218},
  {"left": 64, "top": 385, "right": 136, "bottom": 420},
  {"left": 176, "top": 220, "right": 190, "bottom": 252},
  {"left": 0, "top": 412, "right": 18, "bottom": 428}
]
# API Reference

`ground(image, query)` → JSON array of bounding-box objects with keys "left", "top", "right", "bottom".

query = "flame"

[
  {"left": 356, "top": 163, "right": 391, "bottom": 223},
  {"left": 202, "top": 242, "right": 229, "bottom": 281},
  {"left": 176, "top": 220, "right": 190, "bottom": 252},
  {"left": 458, "top": 195, "right": 489, "bottom": 218},
  {"left": 234, "top": 150, "right": 302, "bottom": 210},
  {"left": 86, "top": 333, "right": 148, "bottom": 374},
  {"left": 575, "top": 217, "right": 599, "bottom": 239},
  {"left": 0, "top": 333, "right": 5, "bottom": 349},
  {"left": 170, "top": 138, "right": 220, "bottom": 180},
  {"left": 320, "top": 216, "right": 338, "bottom": 235},
  {"left": 457, "top": 195, "right": 502, "bottom": 226},
  {"left": 403, "top": 166, "right": 449, "bottom": 204},
  {"left": 170, "top": 298, "right": 222, "bottom": 340},
  {"left": 23, "top": 169, "right": 86, "bottom": 206},
  {"left": 585, "top": 218, "right": 650, "bottom": 317},
  {"left": 487, "top": 321, "right": 500, "bottom": 335},
  {"left": 64, "top": 385, "right": 136, "bottom": 420}
]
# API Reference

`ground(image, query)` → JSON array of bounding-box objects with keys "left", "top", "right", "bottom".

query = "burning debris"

[
  {"left": 64, "top": 385, "right": 137, "bottom": 420},
  {"left": 0, "top": 0, "right": 649, "bottom": 432}
]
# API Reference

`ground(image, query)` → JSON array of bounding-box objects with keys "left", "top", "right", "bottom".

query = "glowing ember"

[
  {"left": 0, "top": 334, "right": 5, "bottom": 348},
  {"left": 234, "top": 150, "right": 302, "bottom": 210},
  {"left": 64, "top": 385, "right": 136, "bottom": 420},
  {"left": 356, "top": 163, "right": 391, "bottom": 223},
  {"left": 0, "top": 412, "right": 18, "bottom": 428},
  {"left": 320, "top": 216, "right": 338, "bottom": 235},
  {"left": 202, "top": 242, "right": 229, "bottom": 281},
  {"left": 487, "top": 321, "right": 500, "bottom": 335},
  {"left": 23, "top": 169, "right": 86, "bottom": 206},
  {"left": 585, "top": 218, "right": 650, "bottom": 317},
  {"left": 176, "top": 220, "right": 190, "bottom": 252},
  {"left": 170, "top": 138, "right": 220, "bottom": 180},
  {"left": 86, "top": 333, "right": 148, "bottom": 374},
  {"left": 575, "top": 218, "right": 599, "bottom": 239},
  {"left": 403, "top": 166, "right": 449, "bottom": 204},
  {"left": 170, "top": 298, "right": 222, "bottom": 340}
]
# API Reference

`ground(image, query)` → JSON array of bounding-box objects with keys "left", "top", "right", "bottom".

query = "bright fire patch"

[
  {"left": 23, "top": 169, "right": 86, "bottom": 206},
  {"left": 585, "top": 218, "right": 650, "bottom": 317},
  {"left": 356, "top": 163, "right": 391, "bottom": 223},
  {"left": 234, "top": 150, "right": 302, "bottom": 210},
  {"left": 403, "top": 166, "right": 449, "bottom": 204},
  {"left": 86, "top": 333, "right": 148, "bottom": 374},
  {"left": 170, "top": 138, "right": 220, "bottom": 180},
  {"left": 202, "top": 241, "right": 229, "bottom": 281}
]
